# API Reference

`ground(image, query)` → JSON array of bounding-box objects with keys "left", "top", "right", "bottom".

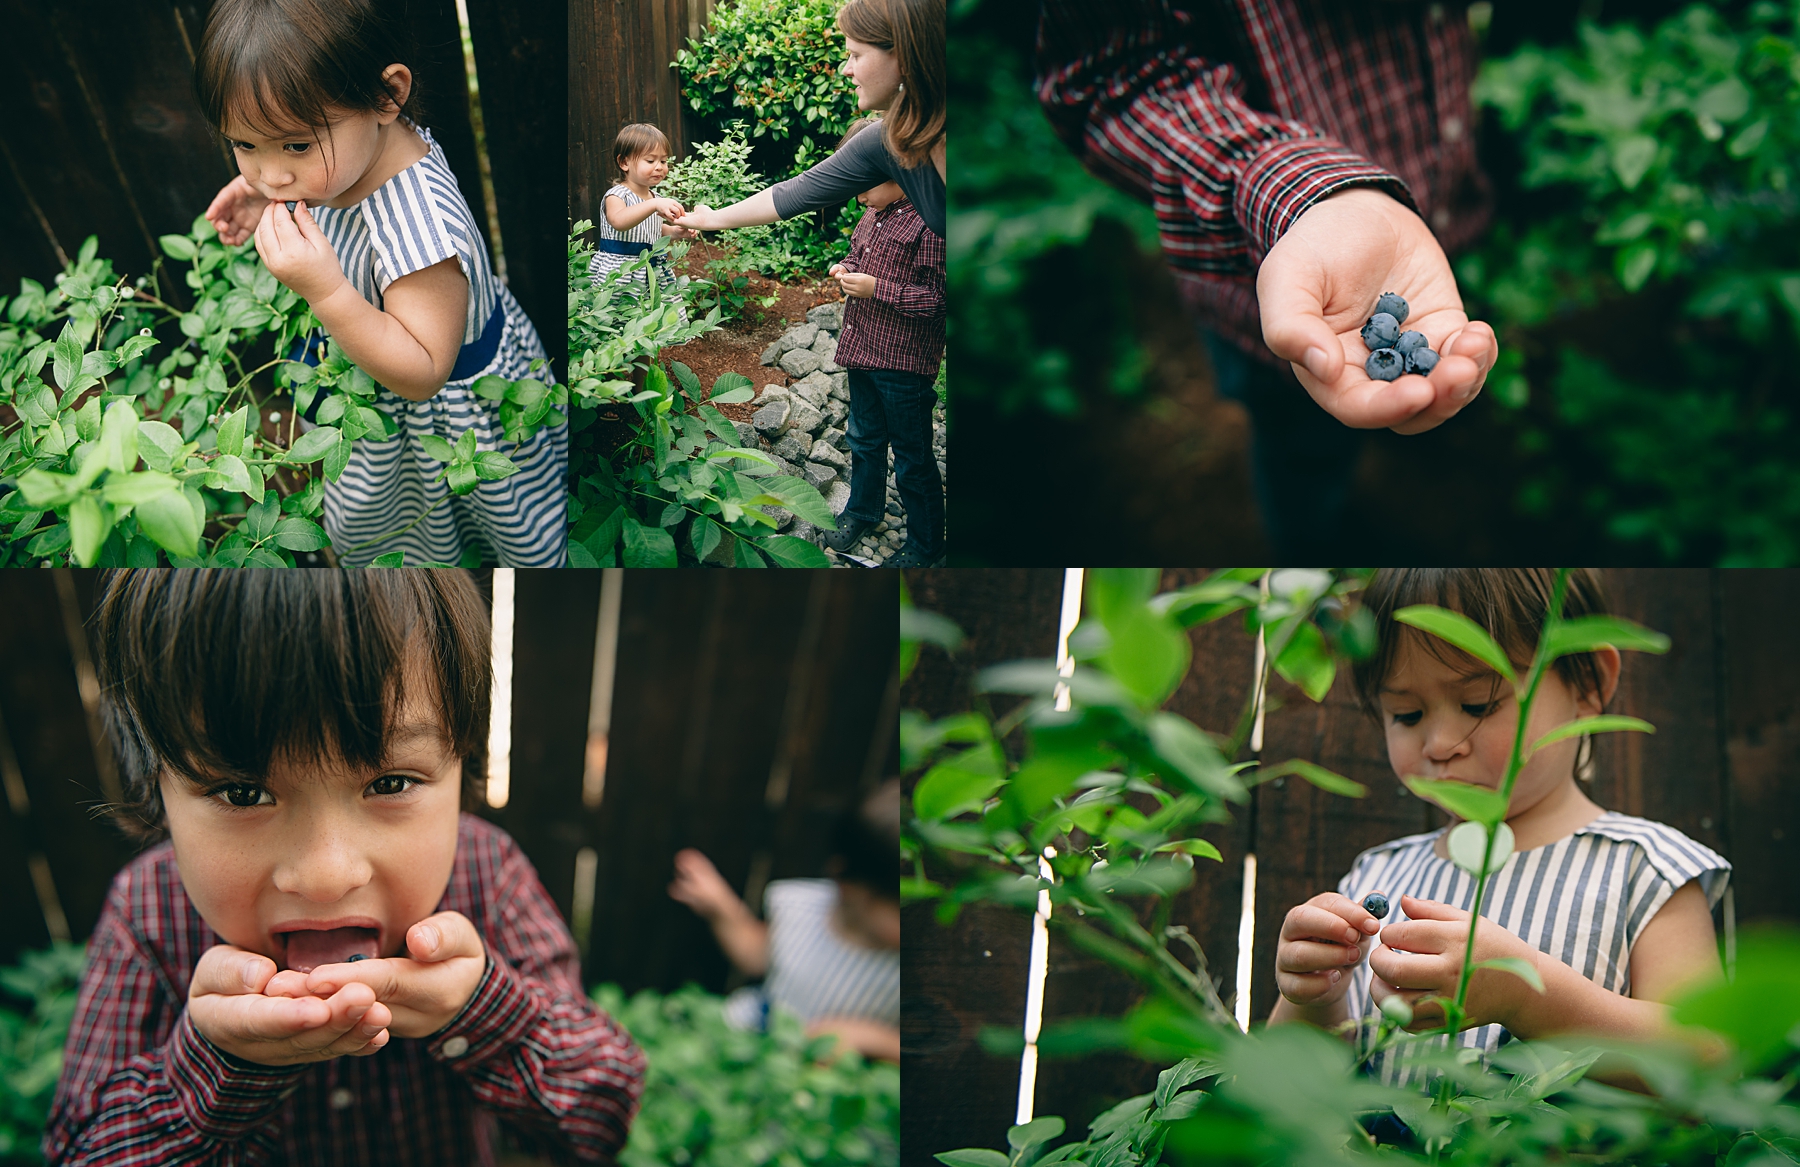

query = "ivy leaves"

[{"left": 419, "top": 427, "right": 520, "bottom": 495}]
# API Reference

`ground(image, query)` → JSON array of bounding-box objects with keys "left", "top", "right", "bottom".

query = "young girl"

[
  {"left": 1271, "top": 569, "right": 1729, "bottom": 1095},
  {"left": 197, "top": 0, "right": 566, "bottom": 567},
  {"left": 587, "top": 123, "right": 694, "bottom": 302}
]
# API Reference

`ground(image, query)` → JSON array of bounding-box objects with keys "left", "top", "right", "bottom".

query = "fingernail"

[
  {"left": 1303, "top": 346, "right": 1330, "bottom": 380},
  {"left": 1329, "top": 970, "right": 1341, "bottom": 983},
  {"left": 1344, "top": 929, "right": 1358, "bottom": 943},
  {"left": 362, "top": 1023, "right": 383, "bottom": 1036},
  {"left": 418, "top": 925, "right": 439, "bottom": 954},
  {"left": 243, "top": 961, "right": 262, "bottom": 989}
]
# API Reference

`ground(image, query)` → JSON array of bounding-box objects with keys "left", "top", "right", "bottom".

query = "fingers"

[
  {"left": 192, "top": 944, "right": 277, "bottom": 997},
  {"left": 1369, "top": 942, "right": 1446, "bottom": 990},
  {"left": 1278, "top": 938, "right": 1363, "bottom": 975},
  {"left": 1396, "top": 894, "right": 1467, "bottom": 923},
  {"left": 1387, "top": 322, "right": 1497, "bottom": 435},
  {"left": 1276, "top": 967, "right": 1340, "bottom": 1003},
  {"left": 407, "top": 910, "right": 479, "bottom": 963},
  {"left": 1257, "top": 264, "right": 1344, "bottom": 387},
  {"left": 290, "top": 983, "right": 388, "bottom": 1055},
  {"left": 263, "top": 969, "right": 314, "bottom": 999}
]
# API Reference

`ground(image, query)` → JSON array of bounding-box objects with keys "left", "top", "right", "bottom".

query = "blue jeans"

[
  {"left": 1202, "top": 332, "right": 1366, "bottom": 562},
  {"left": 845, "top": 367, "right": 943, "bottom": 558}
]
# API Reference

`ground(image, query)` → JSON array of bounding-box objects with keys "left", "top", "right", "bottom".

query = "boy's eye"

[
  {"left": 368, "top": 774, "right": 417, "bottom": 797},
  {"left": 214, "top": 783, "right": 272, "bottom": 808}
]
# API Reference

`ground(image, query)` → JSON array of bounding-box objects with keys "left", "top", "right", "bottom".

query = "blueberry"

[
  {"left": 1404, "top": 347, "right": 1439, "bottom": 376},
  {"left": 346, "top": 954, "right": 368, "bottom": 962},
  {"left": 1375, "top": 292, "right": 1409, "bottom": 324},
  {"left": 284, "top": 201, "right": 297, "bottom": 213},
  {"left": 1394, "top": 330, "right": 1428, "bottom": 355},
  {"left": 1362, "top": 893, "right": 1389, "bottom": 920},
  {"left": 1365, "top": 349, "right": 1403, "bottom": 381},
  {"left": 1361, "top": 312, "right": 1400, "bottom": 350}
]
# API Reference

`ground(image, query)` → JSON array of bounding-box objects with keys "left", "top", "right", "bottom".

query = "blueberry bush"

[
  {"left": 564, "top": 225, "right": 834, "bottom": 567},
  {"left": 0, "top": 220, "right": 556, "bottom": 567},
  {"left": 0, "top": 943, "right": 83, "bottom": 1166},
  {"left": 591, "top": 982, "right": 898, "bottom": 1167},
  {"left": 907, "top": 570, "right": 1800, "bottom": 1165}
]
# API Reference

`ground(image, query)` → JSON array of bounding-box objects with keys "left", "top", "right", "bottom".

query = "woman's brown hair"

[
  {"left": 93, "top": 570, "right": 490, "bottom": 844},
  {"left": 1351, "top": 569, "right": 1613, "bottom": 721},
  {"left": 194, "top": 0, "right": 426, "bottom": 142},
  {"left": 838, "top": 0, "right": 944, "bottom": 169}
]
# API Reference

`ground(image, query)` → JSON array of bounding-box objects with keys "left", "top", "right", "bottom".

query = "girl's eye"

[
  {"left": 1463, "top": 702, "right": 1497, "bottom": 718},
  {"left": 368, "top": 774, "right": 417, "bottom": 797},
  {"left": 284, "top": 142, "right": 310, "bottom": 154},
  {"left": 214, "top": 784, "right": 271, "bottom": 808},
  {"left": 1391, "top": 711, "right": 1422, "bottom": 727}
]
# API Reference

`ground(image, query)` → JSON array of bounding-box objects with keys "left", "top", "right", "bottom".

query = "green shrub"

[
  {"left": 592, "top": 982, "right": 899, "bottom": 1167},
  {"left": 564, "top": 224, "right": 833, "bottom": 567},
  {"left": 0, "top": 943, "right": 84, "bottom": 1166},
  {"left": 0, "top": 223, "right": 554, "bottom": 568}
]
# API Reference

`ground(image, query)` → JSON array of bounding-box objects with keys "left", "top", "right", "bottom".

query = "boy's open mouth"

[{"left": 274, "top": 923, "right": 381, "bottom": 972}]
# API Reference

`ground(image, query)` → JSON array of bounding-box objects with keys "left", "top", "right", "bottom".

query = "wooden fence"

[
  {"left": 569, "top": 0, "right": 716, "bottom": 233},
  {"left": 901, "top": 568, "right": 1800, "bottom": 1164},
  {"left": 0, "top": 569, "right": 900, "bottom": 999},
  {"left": 0, "top": 0, "right": 565, "bottom": 369}
]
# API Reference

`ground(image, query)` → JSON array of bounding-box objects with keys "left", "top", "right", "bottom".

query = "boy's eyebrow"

[{"left": 384, "top": 721, "right": 450, "bottom": 751}]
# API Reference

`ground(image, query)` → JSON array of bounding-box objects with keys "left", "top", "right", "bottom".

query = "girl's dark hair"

[
  {"left": 835, "top": 116, "right": 882, "bottom": 152},
  {"left": 613, "top": 123, "right": 671, "bottom": 171},
  {"left": 828, "top": 778, "right": 900, "bottom": 899},
  {"left": 1352, "top": 569, "right": 1613, "bottom": 721},
  {"left": 93, "top": 570, "right": 490, "bottom": 844},
  {"left": 194, "top": 0, "right": 426, "bottom": 140},
  {"left": 838, "top": 0, "right": 944, "bottom": 169}
]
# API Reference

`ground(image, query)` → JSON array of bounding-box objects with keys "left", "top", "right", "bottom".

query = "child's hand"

[
  {"left": 835, "top": 271, "right": 876, "bottom": 299},
  {"left": 204, "top": 176, "right": 268, "bottom": 248},
  {"left": 187, "top": 943, "right": 392, "bottom": 1066},
  {"left": 1368, "top": 893, "right": 1541, "bottom": 1032},
  {"left": 1256, "top": 187, "right": 1498, "bottom": 434},
  {"left": 253, "top": 199, "right": 348, "bottom": 304},
  {"left": 1275, "top": 891, "right": 1384, "bottom": 1008},
  {"left": 673, "top": 205, "right": 715, "bottom": 231},
  {"left": 299, "top": 911, "right": 487, "bottom": 1040},
  {"left": 668, "top": 848, "right": 743, "bottom": 921},
  {"left": 651, "top": 197, "right": 685, "bottom": 220},
  {"left": 828, "top": 263, "right": 846, "bottom": 279}
]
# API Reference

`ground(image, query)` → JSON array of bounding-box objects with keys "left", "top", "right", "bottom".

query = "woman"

[{"left": 673, "top": 0, "right": 945, "bottom": 240}]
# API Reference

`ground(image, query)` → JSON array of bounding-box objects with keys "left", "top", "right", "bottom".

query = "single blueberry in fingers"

[
  {"left": 1375, "top": 292, "right": 1409, "bottom": 324},
  {"left": 1365, "top": 349, "right": 1403, "bottom": 381},
  {"left": 1394, "top": 330, "right": 1428, "bottom": 355},
  {"left": 284, "top": 201, "right": 297, "bottom": 213},
  {"left": 345, "top": 954, "right": 369, "bottom": 962},
  {"left": 1404, "top": 347, "right": 1439, "bottom": 376},
  {"left": 1362, "top": 893, "right": 1389, "bottom": 920},
  {"left": 1361, "top": 312, "right": 1400, "bottom": 350}
]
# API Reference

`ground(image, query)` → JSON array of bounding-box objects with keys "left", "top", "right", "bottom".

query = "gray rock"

[
  {"left": 790, "top": 372, "right": 832, "bottom": 409},
  {"left": 733, "top": 421, "right": 758, "bottom": 447},
  {"left": 760, "top": 337, "right": 786, "bottom": 366},
  {"left": 806, "top": 301, "right": 843, "bottom": 330},
  {"left": 825, "top": 480, "right": 852, "bottom": 516},
  {"left": 786, "top": 322, "right": 821, "bottom": 350},
  {"left": 787, "top": 400, "right": 824, "bottom": 436},
  {"left": 772, "top": 431, "right": 813, "bottom": 463},
  {"left": 757, "top": 385, "right": 791, "bottom": 405},
  {"left": 760, "top": 505, "right": 797, "bottom": 533},
  {"left": 828, "top": 372, "right": 850, "bottom": 401},
  {"left": 802, "top": 461, "right": 839, "bottom": 490},
  {"left": 811, "top": 331, "right": 836, "bottom": 357},
  {"left": 702, "top": 527, "right": 736, "bottom": 566},
  {"left": 818, "top": 424, "right": 847, "bottom": 451},
  {"left": 769, "top": 455, "right": 799, "bottom": 478},
  {"left": 810, "top": 441, "right": 851, "bottom": 471},
  {"left": 752, "top": 399, "right": 790, "bottom": 437},
  {"left": 820, "top": 358, "right": 842, "bottom": 375},
  {"left": 779, "top": 348, "right": 823, "bottom": 378},
  {"left": 792, "top": 519, "right": 819, "bottom": 545},
  {"left": 825, "top": 399, "right": 849, "bottom": 428}
]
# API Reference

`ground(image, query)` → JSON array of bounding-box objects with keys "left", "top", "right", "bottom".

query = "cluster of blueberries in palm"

[{"left": 1359, "top": 292, "right": 1439, "bottom": 382}]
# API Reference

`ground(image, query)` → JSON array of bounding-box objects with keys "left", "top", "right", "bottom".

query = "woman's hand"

[
  {"left": 672, "top": 205, "right": 716, "bottom": 231},
  {"left": 253, "top": 200, "right": 348, "bottom": 304},
  {"left": 205, "top": 176, "right": 269, "bottom": 247},
  {"left": 1256, "top": 187, "right": 1498, "bottom": 434},
  {"left": 1368, "top": 894, "right": 1542, "bottom": 1032}
]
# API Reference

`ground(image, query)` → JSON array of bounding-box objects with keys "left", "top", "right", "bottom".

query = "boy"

[
  {"left": 667, "top": 780, "right": 900, "bottom": 1061},
  {"left": 819, "top": 118, "right": 947, "bottom": 569},
  {"left": 45, "top": 571, "right": 642, "bottom": 1165}
]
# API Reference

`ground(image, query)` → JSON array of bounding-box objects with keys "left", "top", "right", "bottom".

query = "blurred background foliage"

[{"left": 949, "top": 0, "right": 1799, "bottom": 565}]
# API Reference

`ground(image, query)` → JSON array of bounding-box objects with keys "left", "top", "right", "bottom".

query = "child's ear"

[
  {"left": 1582, "top": 645, "right": 1623, "bottom": 714},
  {"left": 378, "top": 64, "right": 412, "bottom": 122}
]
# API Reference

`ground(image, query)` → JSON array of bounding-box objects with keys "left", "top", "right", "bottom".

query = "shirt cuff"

[
  {"left": 1233, "top": 138, "right": 1419, "bottom": 261},
  {"left": 168, "top": 1009, "right": 310, "bottom": 1137},
  {"left": 428, "top": 955, "right": 546, "bottom": 1066}
]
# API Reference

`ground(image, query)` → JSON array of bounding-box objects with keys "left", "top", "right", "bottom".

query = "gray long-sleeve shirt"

[{"left": 769, "top": 124, "right": 945, "bottom": 239}]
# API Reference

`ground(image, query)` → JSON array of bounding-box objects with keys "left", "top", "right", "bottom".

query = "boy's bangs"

[{"left": 95, "top": 572, "right": 489, "bottom": 814}]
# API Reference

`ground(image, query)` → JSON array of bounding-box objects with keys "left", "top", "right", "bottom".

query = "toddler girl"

[
  {"left": 197, "top": 0, "right": 566, "bottom": 567},
  {"left": 1271, "top": 569, "right": 1729, "bottom": 1097},
  {"left": 587, "top": 123, "right": 695, "bottom": 301}
]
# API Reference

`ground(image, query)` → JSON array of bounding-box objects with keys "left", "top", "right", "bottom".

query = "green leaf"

[
  {"left": 934, "top": 1153, "right": 1009, "bottom": 1167},
  {"left": 746, "top": 475, "right": 834, "bottom": 528},
  {"left": 1618, "top": 242, "right": 1657, "bottom": 293},
  {"left": 135, "top": 487, "right": 202, "bottom": 559},
  {"left": 1155, "top": 838, "right": 1224, "bottom": 862},
  {"left": 691, "top": 515, "right": 723, "bottom": 561},
  {"left": 1147, "top": 713, "right": 1245, "bottom": 801},
  {"left": 207, "top": 454, "right": 255, "bottom": 494},
  {"left": 100, "top": 471, "right": 179, "bottom": 507},
  {"left": 1540, "top": 615, "right": 1670, "bottom": 659},
  {"left": 1403, "top": 775, "right": 1508, "bottom": 826},
  {"left": 473, "top": 374, "right": 510, "bottom": 401},
  {"left": 270, "top": 516, "right": 331, "bottom": 552},
  {"left": 755, "top": 533, "right": 830, "bottom": 568},
  {"left": 1472, "top": 956, "right": 1545, "bottom": 994},
  {"left": 1260, "top": 759, "right": 1368, "bottom": 799},
  {"left": 472, "top": 451, "right": 518, "bottom": 481},
  {"left": 68, "top": 494, "right": 110, "bottom": 567},
  {"left": 622, "top": 515, "right": 677, "bottom": 567},
  {"left": 159, "top": 234, "right": 198, "bottom": 261},
  {"left": 1100, "top": 603, "right": 1191, "bottom": 709},
  {"left": 913, "top": 760, "right": 1004, "bottom": 822},
  {"left": 137, "top": 421, "right": 185, "bottom": 473},
  {"left": 1528, "top": 715, "right": 1654, "bottom": 757},
  {"left": 323, "top": 433, "right": 352, "bottom": 482},
  {"left": 243, "top": 490, "right": 281, "bottom": 543},
  {"left": 1610, "top": 134, "right": 1658, "bottom": 190},
  {"left": 1008, "top": 1117, "right": 1065, "bottom": 1151},
  {"left": 419, "top": 434, "right": 457, "bottom": 462},
  {"left": 54, "top": 326, "right": 82, "bottom": 393},
  {"left": 1393, "top": 605, "right": 1518, "bottom": 685},
  {"left": 1673, "top": 927, "right": 1800, "bottom": 1070},
  {"left": 446, "top": 461, "right": 480, "bottom": 494},
  {"left": 454, "top": 427, "right": 477, "bottom": 461},
  {"left": 1273, "top": 619, "right": 1336, "bottom": 702},
  {"left": 285, "top": 425, "right": 342, "bottom": 462},
  {"left": 370, "top": 551, "right": 407, "bottom": 567},
  {"left": 216, "top": 406, "right": 248, "bottom": 458}
]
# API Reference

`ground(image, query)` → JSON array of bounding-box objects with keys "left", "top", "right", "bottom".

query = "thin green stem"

[{"left": 341, "top": 492, "right": 451, "bottom": 555}]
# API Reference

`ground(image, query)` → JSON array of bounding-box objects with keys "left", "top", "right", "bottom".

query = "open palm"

[{"left": 1257, "top": 187, "right": 1497, "bottom": 434}]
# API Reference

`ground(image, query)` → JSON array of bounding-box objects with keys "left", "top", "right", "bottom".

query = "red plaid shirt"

[
  {"left": 1037, "top": 0, "right": 1492, "bottom": 365},
  {"left": 834, "top": 197, "right": 947, "bottom": 377},
  {"left": 44, "top": 814, "right": 642, "bottom": 1166}
]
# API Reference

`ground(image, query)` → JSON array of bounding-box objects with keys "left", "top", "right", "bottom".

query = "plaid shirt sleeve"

[
  {"left": 870, "top": 224, "right": 945, "bottom": 321},
  {"left": 425, "top": 837, "right": 643, "bottom": 1163},
  {"left": 45, "top": 869, "right": 311, "bottom": 1165}
]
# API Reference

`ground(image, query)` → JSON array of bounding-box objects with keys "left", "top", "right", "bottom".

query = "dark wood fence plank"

[
  {"left": 464, "top": 0, "right": 565, "bottom": 370},
  {"left": 403, "top": 0, "right": 489, "bottom": 272},
  {"left": 1718, "top": 570, "right": 1800, "bottom": 926}
]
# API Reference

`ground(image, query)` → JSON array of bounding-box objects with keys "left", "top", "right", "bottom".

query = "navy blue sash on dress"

[
  {"left": 594, "top": 237, "right": 668, "bottom": 267},
  {"left": 288, "top": 297, "right": 505, "bottom": 420}
]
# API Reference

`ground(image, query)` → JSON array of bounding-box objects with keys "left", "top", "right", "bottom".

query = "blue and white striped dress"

[
  {"left": 1339, "top": 811, "right": 1730, "bottom": 1089},
  {"left": 587, "top": 184, "right": 665, "bottom": 288},
  {"left": 309, "top": 125, "right": 566, "bottom": 567},
  {"left": 722, "top": 879, "right": 899, "bottom": 1032}
]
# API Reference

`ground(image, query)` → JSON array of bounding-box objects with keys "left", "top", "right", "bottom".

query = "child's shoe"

[
  {"left": 889, "top": 544, "right": 945, "bottom": 568},
  {"left": 821, "top": 514, "right": 875, "bottom": 552}
]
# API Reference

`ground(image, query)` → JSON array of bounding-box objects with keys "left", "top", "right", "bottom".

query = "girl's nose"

[{"left": 1422, "top": 715, "right": 1472, "bottom": 762}]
